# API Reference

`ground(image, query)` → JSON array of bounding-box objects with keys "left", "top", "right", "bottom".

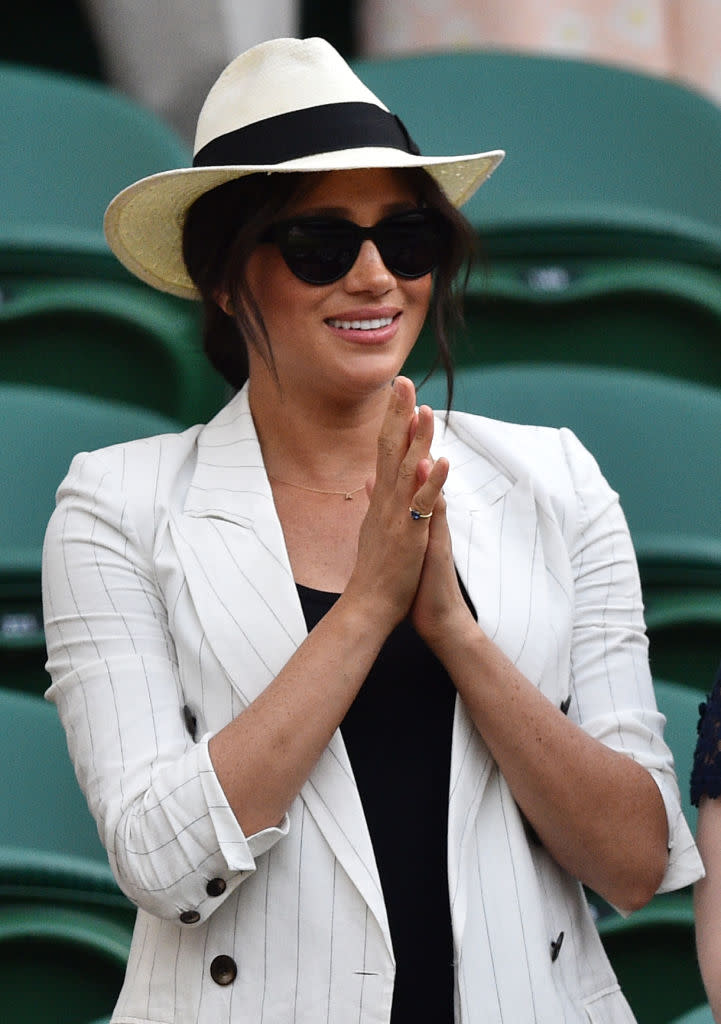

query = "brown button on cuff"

[
  {"left": 206, "top": 877, "right": 227, "bottom": 898},
  {"left": 179, "top": 909, "right": 201, "bottom": 924},
  {"left": 210, "top": 954, "right": 237, "bottom": 986}
]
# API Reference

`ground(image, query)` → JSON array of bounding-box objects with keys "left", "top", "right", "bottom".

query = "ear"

[{"left": 215, "top": 290, "right": 234, "bottom": 317}]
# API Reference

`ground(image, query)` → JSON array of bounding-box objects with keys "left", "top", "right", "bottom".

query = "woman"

[
  {"left": 692, "top": 662, "right": 721, "bottom": 1021},
  {"left": 42, "top": 36, "right": 702, "bottom": 1024}
]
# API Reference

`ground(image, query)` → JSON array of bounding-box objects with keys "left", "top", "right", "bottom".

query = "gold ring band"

[{"left": 409, "top": 507, "right": 433, "bottom": 520}]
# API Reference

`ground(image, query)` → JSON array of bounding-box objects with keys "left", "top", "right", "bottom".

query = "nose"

[{"left": 343, "top": 239, "right": 395, "bottom": 294}]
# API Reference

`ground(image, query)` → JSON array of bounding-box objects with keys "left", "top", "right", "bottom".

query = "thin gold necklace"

[{"left": 269, "top": 475, "right": 366, "bottom": 501}]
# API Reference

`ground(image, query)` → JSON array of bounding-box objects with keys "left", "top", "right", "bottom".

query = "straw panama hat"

[{"left": 104, "top": 36, "right": 505, "bottom": 300}]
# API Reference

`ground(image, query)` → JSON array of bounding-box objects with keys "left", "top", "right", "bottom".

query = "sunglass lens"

[
  {"left": 281, "top": 221, "right": 357, "bottom": 284},
  {"left": 379, "top": 212, "right": 445, "bottom": 279}
]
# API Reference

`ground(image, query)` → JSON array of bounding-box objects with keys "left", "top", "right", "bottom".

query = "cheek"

[
  {"left": 408, "top": 276, "right": 433, "bottom": 316},
  {"left": 244, "top": 246, "right": 286, "bottom": 313},
  {"left": 245, "top": 246, "right": 315, "bottom": 333}
]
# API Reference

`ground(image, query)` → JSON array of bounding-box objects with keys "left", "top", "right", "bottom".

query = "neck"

[{"left": 247, "top": 375, "right": 390, "bottom": 488}]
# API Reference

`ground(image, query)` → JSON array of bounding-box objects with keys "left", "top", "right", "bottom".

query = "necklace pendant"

[{"left": 344, "top": 492, "right": 353, "bottom": 500}]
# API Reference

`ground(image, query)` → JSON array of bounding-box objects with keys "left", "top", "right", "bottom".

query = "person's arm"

[
  {"left": 42, "top": 439, "right": 276, "bottom": 923},
  {"left": 410, "top": 427, "right": 670, "bottom": 913},
  {"left": 695, "top": 796, "right": 721, "bottom": 1022}
]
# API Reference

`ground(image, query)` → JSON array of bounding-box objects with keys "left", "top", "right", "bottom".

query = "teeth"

[{"left": 328, "top": 316, "right": 393, "bottom": 330}]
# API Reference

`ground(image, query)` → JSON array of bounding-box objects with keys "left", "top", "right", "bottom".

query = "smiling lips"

[
  {"left": 323, "top": 309, "right": 403, "bottom": 346},
  {"left": 327, "top": 316, "right": 394, "bottom": 330}
]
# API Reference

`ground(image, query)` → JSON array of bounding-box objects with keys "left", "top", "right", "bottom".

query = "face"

[{"left": 241, "top": 167, "right": 433, "bottom": 402}]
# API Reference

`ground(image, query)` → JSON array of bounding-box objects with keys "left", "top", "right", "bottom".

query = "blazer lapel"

[
  {"left": 169, "top": 387, "right": 390, "bottom": 946},
  {"left": 435, "top": 412, "right": 553, "bottom": 686}
]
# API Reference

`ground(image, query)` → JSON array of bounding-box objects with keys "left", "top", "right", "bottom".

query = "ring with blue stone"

[{"left": 409, "top": 506, "right": 433, "bottom": 520}]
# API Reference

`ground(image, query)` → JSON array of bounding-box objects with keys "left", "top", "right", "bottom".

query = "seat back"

[
  {"left": 1, "top": 686, "right": 107, "bottom": 862},
  {"left": 0, "top": 60, "right": 189, "bottom": 278},
  {"left": 598, "top": 898, "right": 705, "bottom": 1024},
  {"left": 405, "top": 258, "right": 721, "bottom": 391},
  {"left": 646, "top": 593, "right": 721, "bottom": 694},
  {"left": 0, "top": 277, "right": 224, "bottom": 423},
  {"left": 653, "top": 679, "right": 705, "bottom": 835},
  {"left": 669, "top": 1004, "right": 716, "bottom": 1024},
  {"left": 0, "top": 383, "right": 185, "bottom": 576},
  {"left": 0, "top": 384, "right": 185, "bottom": 695},
  {"left": 0, "top": 904, "right": 129, "bottom": 1024}
]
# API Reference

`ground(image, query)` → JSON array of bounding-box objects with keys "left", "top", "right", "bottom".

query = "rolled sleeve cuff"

[
  {"left": 198, "top": 734, "right": 290, "bottom": 873},
  {"left": 651, "top": 769, "right": 705, "bottom": 894}
]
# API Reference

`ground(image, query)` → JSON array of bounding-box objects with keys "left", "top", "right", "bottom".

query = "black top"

[
  {"left": 691, "top": 661, "right": 721, "bottom": 806},
  {"left": 297, "top": 584, "right": 456, "bottom": 1023}
]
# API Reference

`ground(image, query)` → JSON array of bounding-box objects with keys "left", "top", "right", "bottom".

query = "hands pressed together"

[{"left": 346, "top": 376, "right": 475, "bottom": 653}]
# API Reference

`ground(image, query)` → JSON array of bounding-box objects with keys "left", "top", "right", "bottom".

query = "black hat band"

[{"left": 193, "top": 101, "right": 421, "bottom": 167}]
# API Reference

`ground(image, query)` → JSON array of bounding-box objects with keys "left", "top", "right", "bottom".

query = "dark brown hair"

[{"left": 182, "top": 168, "right": 475, "bottom": 408}]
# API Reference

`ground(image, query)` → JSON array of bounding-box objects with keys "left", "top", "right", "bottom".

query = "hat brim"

[{"left": 104, "top": 147, "right": 505, "bottom": 299}]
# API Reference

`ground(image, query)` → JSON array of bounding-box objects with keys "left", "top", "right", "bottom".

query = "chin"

[{"left": 342, "top": 355, "right": 408, "bottom": 393}]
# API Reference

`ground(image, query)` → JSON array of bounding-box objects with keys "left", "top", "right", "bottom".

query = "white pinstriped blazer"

[{"left": 42, "top": 384, "right": 703, "bottom": 1024}]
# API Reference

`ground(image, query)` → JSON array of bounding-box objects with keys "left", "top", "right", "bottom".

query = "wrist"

[
  {"left": 334, "top": 583, "right": 402, "bottom": 643},
  {"left": 417, "top": 602, "right": 479, "bottom": 662}
]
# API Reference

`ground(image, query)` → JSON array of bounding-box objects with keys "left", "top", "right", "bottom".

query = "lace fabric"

[{"left": 691, "top": 661, "right": 721, "bottom": 806}]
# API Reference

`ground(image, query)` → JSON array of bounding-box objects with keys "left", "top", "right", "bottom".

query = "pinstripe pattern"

[{"left": 41, "top": 386, "right": 702, "bottom": 1023}]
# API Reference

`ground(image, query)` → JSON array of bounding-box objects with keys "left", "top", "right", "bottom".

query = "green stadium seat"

[
  {"left": 406, "top": 257, "right": 721, "bottom": 392},
  {"left": 352, "top": 50, "right": 721, "bottom": 265},
  {"left": 1, "top": 686, "right": 112, "bottom": 866},
  {"left": 356, "top": 51, "right": 721, "bottom": 391},
  {"left": 645, "top": 593, "right": 721, "bottom": 694},
  {"left": 669, "top": 1004, "right": 715, "bottom": 1024},
  {"left": 0, "top": 61, "right": 227, "bottom": 423},
  {"left": 417, "top": 364, "right": 721, "bottom": 587},
  {"left": 0, "top": 903, "right": 130, "bottom": 1024},
  {"left": 0, "top": 60, "right": 189, "bottom": 279},
  {"left": 0, "top": 276, "right": 224, "bottom": 423},
  {"left": 598, "top": 897, "right": 705, "bottom": 1024},
  {"left": 653, "top": 679, "right": 705, "bottom": 836},
  {"left": 0, "top": 384, "right": 185, "bottom": 695},
  {"left": 0, "top": 683, "right": 135, "bottom": 991},
  {"left": 0, "top": 383, "right": 184, "bottom": 577}
]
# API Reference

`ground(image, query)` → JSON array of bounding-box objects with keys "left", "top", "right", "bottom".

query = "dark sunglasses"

[{"left": 260, "top": 208, "right": 450, "bottom": 285}]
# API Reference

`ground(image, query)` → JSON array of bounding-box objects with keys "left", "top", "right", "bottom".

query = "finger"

[
  {"left": 399, "top": 404, "right": 435, "bottom": 485},
  {"left": 408, "top": 408, "right": 420, "bottom": 444},
  {"left": 409, "top": 457, "right": 449, "bottom": 518},
  {"left": 375, "top": 377, "right": 417, "bottom": 488},
  {"left": 409, "top": 404, "right": 434, "bottom": 451},
  {"left": 415, "top": 456, "right": 433, "bottom": 486}
]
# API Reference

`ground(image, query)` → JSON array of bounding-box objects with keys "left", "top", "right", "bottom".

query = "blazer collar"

[{"left": 183, "top": 384, "right": 275, "bottom": 527}]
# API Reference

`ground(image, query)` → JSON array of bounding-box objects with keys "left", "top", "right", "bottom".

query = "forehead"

[{"left": 288, "top": 167, "right": 420, "bottom": 216}]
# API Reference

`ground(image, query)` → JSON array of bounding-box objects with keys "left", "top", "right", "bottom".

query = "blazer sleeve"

[
  {"left": 559, "top": 427, "right": 704, "bottom": 896},
  {"left": 41, "top": 442, "right": 289, "bottom": 925}
]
